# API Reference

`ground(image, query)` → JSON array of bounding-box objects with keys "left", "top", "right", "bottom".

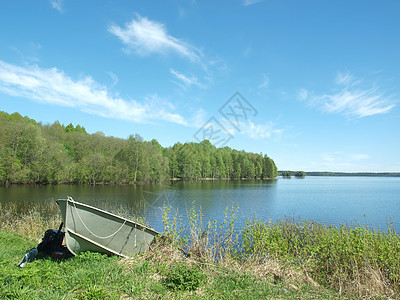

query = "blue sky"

[{"left": 0, "top": 0, "right": 399, "bottom": 172}]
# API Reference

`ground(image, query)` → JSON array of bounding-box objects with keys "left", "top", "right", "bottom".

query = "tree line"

[
  {"left": 305, "top": 171, "right": 400, "bottom": 177},
  {"left": 0, "top": 111, "right": 278, "bottom": 185},
  {"left": 280, "top": 171, "right": 306, "bottom": 178}
]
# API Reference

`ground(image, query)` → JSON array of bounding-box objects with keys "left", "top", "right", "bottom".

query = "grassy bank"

[{"left": 1, "top": 203, "right": 399, "bottom": 299}]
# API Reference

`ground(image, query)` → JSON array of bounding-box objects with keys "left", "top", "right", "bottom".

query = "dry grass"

[
  {"left": 242, "top": 218, "right": 400, "bottom": 299},
  {"left": 122, "top": 235, "right": 187, "bottom": 268},
  {"left": 118, "top": 233, "right": 331, "bottom": 298},
  {"left": 2, "top": 202, "right": 399, "bottom": 299},
  {"left": 0, "top": 202, "right": 61, "bottom": 242},
  {"left": 330, "top": 261, "right": 397, "bottom": 299},
  {"left": 159, "top": 209, "right": 400, "bottom": 299}
]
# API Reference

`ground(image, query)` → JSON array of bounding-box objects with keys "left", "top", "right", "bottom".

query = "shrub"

[
  {"left": 241, "top": 218, "right": 400, "bottom": 297},
  {"left": 163, "top": 261, "right": 205, "bottom": 291},
  {"left": 78, "top": 285, "right": 110, "bottom": 300}
]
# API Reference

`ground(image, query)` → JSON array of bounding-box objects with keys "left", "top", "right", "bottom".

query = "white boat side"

[{"left": 56, "top": 197, "right": 159, "bottom": 258}]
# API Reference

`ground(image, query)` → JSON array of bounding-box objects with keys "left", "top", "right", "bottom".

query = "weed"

[
  {"left": 162, "top": 203, "right": 183, "bottom": 242},
  {"left": 77, "top": 285, "right": 111, "bottom": 300},
  {"left": 163, "top": 261, "right": 205, "bottom": 291},
  {"left": 1, "top": 203, "right": 399, "bottom": 298},
  {"left": 0, "top": 202, "right": 61, "bottom": 241},
  {"left": 241, "top": 217, "right": 400, "bottom": 298}
]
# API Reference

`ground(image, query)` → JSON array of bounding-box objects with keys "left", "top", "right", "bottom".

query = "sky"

[{"left": 0, "top": 0, "right": 399, "bottom": 172}]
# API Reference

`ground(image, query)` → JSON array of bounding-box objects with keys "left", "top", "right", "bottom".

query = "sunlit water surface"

[{"left": 1, "top": 177, "right": 399, "bottom": 232}]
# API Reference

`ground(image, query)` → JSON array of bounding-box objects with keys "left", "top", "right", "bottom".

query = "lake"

[{"left": 1, "top": 176, "right": 399, "bottom": 232}]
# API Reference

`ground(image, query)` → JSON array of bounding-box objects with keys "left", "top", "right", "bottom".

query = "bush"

[
  {"left": 78, "top": 285, "right": 110, "bottom": 300},
  {"left": 163, "top": 261, "right": 205, "bottom": 291},
  {"left": 241, "top": 218, "right": 400, "bottom": 297}
]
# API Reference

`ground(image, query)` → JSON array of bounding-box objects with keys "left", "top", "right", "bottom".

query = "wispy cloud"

[
  {"left": 243, "top": 0, "right": 264, "bottom": 6},
  {"left": 170, "top": 68, "right": 206, "bottom": 89},
  {"left": 298, "top": 88, "right": 308, "bottom": 101},
  {"left": 0, "top": 60, "right": 187, "bottom": 125},
  {"left": 108, "top": 14, "right": 202, "bottom": 62},
  {"left": 335, "top": 71, "right": 356, "bottom": 86},
  {"left": 240, "top": 120, "right": 283, "bottom": 140},
  {"left": 50, "top": 0, "right": 64, "bottom": 13},
  {"left": 191, "top": 108, "right": 208, "bottom": 128},
  {"left": 300, "top": 72, "right": 396, "bottom": 118}
]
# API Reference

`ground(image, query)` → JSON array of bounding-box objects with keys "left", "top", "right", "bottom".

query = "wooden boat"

[{"left": 56, "top": 197, "right": 159, "bottom": 258}]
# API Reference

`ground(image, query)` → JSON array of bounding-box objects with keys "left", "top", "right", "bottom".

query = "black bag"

[
  {"left": 18, "top": 223, "right": 70, "bottom": 267},
  {"left": 37, "top": 223, "right": 65, "bottom": 255}
]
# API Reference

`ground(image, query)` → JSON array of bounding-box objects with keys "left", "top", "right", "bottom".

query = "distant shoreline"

[{"left": 279, "top": 171, "right": 400, "bottom": 177}]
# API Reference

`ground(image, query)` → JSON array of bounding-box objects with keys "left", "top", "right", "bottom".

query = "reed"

[
  {"left": 0, "top": 202, "right": 61, "bottom": 241},
  {"left": 1, "top": 202, "right": 399, "bottom": 298},
  {"left": 161, "top": 205, "right": 400, "bottom": 298},
  {"left": 241, "top": 217, "right": 400, "bottom": 298}
]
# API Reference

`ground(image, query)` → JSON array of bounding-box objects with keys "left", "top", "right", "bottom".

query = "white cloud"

[
  {"left": 243, "top": 0, "right": 264, "bottom": 6},
  {"left": 335, "top": 71, "right": 355, "bottom": 86},
  {"left": 298, "top": 88, "right": 308, "bottom": 101},
  {"left": 241, "top": 120, "right": 283, "bottom": 140},
  {"left": 191, "top": 108, "right": 208, "bottom": 128},
  {"left": 142, "top": 94, "right": 187, "bottom": 125},
  {"left": 108, "top": 14, "right": 201, "bottom": 62},
  {"left": 320, "top": 87, "right": 394, "bottom": 118},
  {"left": 302, "top": 72, "right": 396, "bottom": 118},
  {"left": 0, "top": 60, "right": 187, "bottom": 125},
  {"left": 170, "top": 68, "right": 206, "bottom": 89},
  {"left": 50, "top": 0, "right": 64, "bottom": 12}
]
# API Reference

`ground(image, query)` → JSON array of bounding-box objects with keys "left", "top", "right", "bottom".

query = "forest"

[
  {"left": 0, "top": 111, "right": 278, "bottom": 185},
  {"left": 305, "top": 171, "right": 400, "bottom": 177}
]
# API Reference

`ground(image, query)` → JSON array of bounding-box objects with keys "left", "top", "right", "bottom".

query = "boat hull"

[{"left": 56, "top": 198, "right": 158, "bottom": 258}]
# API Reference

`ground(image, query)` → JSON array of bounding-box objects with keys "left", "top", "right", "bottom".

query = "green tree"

[
  {"left": 0, "top": 111, "right": 279, "bottom": 185},
  {"left": 263, "top": 155, "right": 278, "bottom": 179},
  {"left": 216, "top": 151, "right": 226, "bottom": 178},
  {"left": 294, "top": 171, "right": 306, "bottom": 177}
]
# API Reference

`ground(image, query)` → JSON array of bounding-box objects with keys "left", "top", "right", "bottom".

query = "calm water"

[{"left": 1, "top": 177, "right": 399, "bottom": 232}]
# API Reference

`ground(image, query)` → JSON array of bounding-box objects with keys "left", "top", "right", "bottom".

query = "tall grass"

[
  {"left": 1, "top": 201, "right": 399, "bottom": 298},
  {"left": 241, "top": 218, "right": 400, "bottom": 298},
  {"left": 0, "top": 202, "right": 61, "bottom": 241},
  {"left": 162, "top": 205, "right": 400, "bottom": 298}
]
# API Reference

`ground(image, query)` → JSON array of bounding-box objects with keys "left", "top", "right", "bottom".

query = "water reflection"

[{"left": 1, "top": 177, "right": 399, "bottom": 232}]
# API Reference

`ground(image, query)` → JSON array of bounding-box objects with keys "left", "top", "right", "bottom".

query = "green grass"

[
  {"left": 1, "top": 230, "right": 324, "bottom": 299},
  {"left": 241, "top": 218, "right": 400, "bottom": 298},
  {"left": 1, "top": 203, "right": 399, "bottom": 299}
]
